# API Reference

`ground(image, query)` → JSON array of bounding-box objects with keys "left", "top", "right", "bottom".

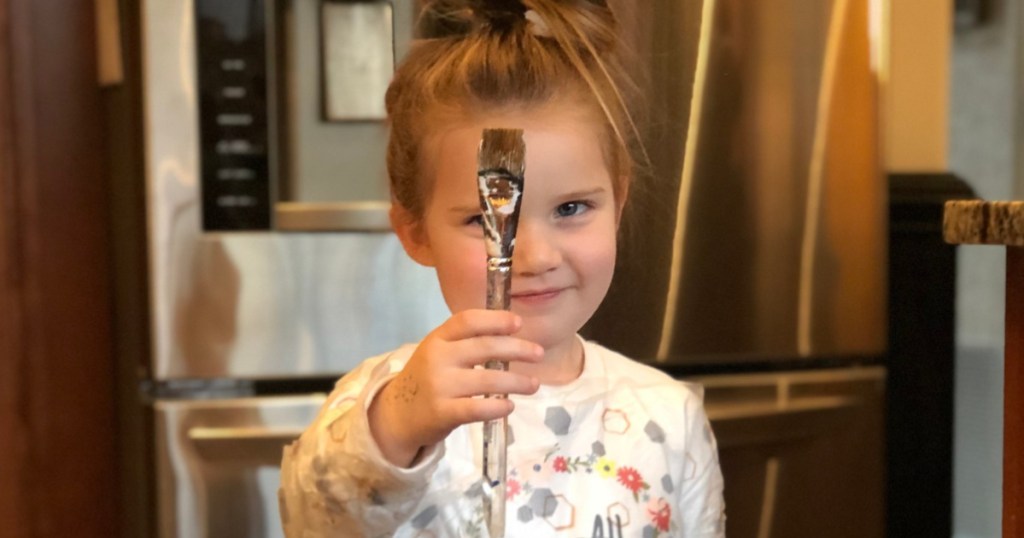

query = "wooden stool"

[{"left": 944, "top": 200, "right": 1024, "bottom": 537}]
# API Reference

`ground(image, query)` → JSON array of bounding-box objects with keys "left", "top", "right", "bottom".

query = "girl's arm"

[
  {"left": 278, "top": 310, "right": 542, "bottom": 537},
  {"left": 676, "top": 389, "right": 727, "bottom": 537},
  {"left": 278, "top": 353, "right": 442, "bottom": 537}
]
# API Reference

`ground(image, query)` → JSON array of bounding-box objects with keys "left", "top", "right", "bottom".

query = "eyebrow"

[
  {"left": 559, "top": 187, "right": 608, "bottom": 200},
  {"left": 448, "top": 204, "right": 481, "bottom": 216}
]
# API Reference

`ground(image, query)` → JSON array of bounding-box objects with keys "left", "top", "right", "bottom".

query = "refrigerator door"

[
  {"left": 154, "top": 395, "right": 325, "bottom": 538},
  {"left": 142, "top": 0, "right": 449, "bottom": 380},
  {"left": 584, "top": 0, "right": 886, "bottom": 365}
]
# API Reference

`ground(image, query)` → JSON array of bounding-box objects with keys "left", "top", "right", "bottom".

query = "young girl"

[{"left": 279, "top": 0, "right": 725, "bottom": 535}]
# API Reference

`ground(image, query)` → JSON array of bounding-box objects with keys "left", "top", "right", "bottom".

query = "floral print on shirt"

[{"left": 505, "top": 442, "right": 678, "bottom": 537}]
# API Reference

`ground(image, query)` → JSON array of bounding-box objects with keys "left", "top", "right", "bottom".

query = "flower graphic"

[
  {"left": 506, "top": 478, "right": 521, "bottom": 501},
  {"left": 617, "top": 466, "right": 644, "bottom": 493},
  {"left": 552, "top": 456, "right": 569, "bottom": 473},
  {"left": 595, "top": 456, "right": 617, "bottom": 479},
  {"left": 647, "top": 497, "right": 671, "bottom": 532}
]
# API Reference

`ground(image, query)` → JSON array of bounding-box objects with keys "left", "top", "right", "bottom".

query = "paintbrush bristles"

[{"left": 478, "top": 129, "right": 526, "bottom": 177}]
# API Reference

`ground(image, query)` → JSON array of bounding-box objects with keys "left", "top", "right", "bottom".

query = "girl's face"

[{"left": 395, "top": 107, "right": 622, "bottom": 352}]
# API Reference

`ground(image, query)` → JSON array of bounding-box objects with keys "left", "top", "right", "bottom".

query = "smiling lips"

[{"left": 510, "top": 287, "right": 565, "bottom": 304}]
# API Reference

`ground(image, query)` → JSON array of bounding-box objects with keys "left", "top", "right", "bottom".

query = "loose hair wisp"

[{"left": 385, "top": 0, "right": 644, "bottom": 220}]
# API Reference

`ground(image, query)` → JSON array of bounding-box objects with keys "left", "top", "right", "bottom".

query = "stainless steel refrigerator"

[{"left": 132, "top": 0, "right": 887, "bottom": 536}]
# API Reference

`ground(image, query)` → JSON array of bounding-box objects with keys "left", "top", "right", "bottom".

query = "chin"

[{"left": 518, "top": 320, "right": 583, "bottom": 349}]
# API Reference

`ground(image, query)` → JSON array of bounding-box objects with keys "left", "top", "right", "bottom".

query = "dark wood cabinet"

[{"left": 0, "top": 0, "right": 120, "bottom": 535}]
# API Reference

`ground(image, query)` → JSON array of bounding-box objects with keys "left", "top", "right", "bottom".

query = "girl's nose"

[{"left": 513, "top": 220, "right": 561, "bottom": 276}]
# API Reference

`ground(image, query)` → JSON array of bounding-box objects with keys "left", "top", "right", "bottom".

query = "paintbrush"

[{"left": 477, "top": 128, "right": 525, "bottom": 538}]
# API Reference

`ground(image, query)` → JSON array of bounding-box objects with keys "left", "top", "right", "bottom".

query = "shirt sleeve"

[
  {"left": 675, "top": 383, "right": 726, "bottom": 537},
  {"left": 278, "top": 351, "right": 444, "bottom": 538}
]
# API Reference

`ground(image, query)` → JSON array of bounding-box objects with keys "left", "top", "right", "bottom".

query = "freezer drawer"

[
  {"left": 698, "top": 366, "right": 887, "bottom": 538},
  {"left": 155, "top": 395, "right": 325, "bottom": 538}
]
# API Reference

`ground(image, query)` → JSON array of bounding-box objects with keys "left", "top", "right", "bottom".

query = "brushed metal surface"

[
  {"left": 274, "top": 201, "right": 392, "bottom": 232},
  {"left": 583, "top": 0, "right": 886, "bottom": 364},
  {"left": 142, "top": 0, "right": 447, "bottom": 379},
  {"left": 154, "top": 395, "right": 324, "bottom": 538}
]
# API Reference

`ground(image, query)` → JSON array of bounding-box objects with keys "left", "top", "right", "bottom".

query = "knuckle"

[
  {"left": 481, "top": 336, "right": 502, "bottom": 357},
  {"left": 452, "top": 403, "right": 478, "bottom": 426},
  {"left": 430, "top": 400, "right": 451, "bottom": 426},
  {"left": 440, "top": 313, "right": 467, "bottom": 338},
  {"left": 453, "top": 310, "right": 473, "bottom": 327},
  {"left": 480, "top": 372, "right": 501, "bottom": 394}
]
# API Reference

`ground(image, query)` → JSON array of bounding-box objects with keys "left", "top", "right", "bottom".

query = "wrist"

[{"left": 367, "top": 382, "right": 424, "bottom": 468}]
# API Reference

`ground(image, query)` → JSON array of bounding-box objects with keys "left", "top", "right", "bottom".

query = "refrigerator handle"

[
  {"left": 188, "top": 426, "right": 305, "bottom": 464},
  {"left": 707, "top": 395, "right": 863, "bottom": 449}
]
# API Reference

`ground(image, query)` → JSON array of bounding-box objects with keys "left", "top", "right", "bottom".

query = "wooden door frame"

[{"left": 0, "top": 0, "right": 120, "bottom": 535}]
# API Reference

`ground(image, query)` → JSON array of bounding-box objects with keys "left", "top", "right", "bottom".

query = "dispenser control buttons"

[
  {"left": 221, "top": 86, "right": 247, "bottom": 99},
  {"left": 195, "top": 0, "right": 271, "bottom": 231},
  {"left": 217, "top": 168, "right": 256, "bottom": 181},
  {"left": 216, "top": 113, "right": 255, "bottom": 126},
  {"left": 220, "top": 58, "right": 247, "bottom": 71}
]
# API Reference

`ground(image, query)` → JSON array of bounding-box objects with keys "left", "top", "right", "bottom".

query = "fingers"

[
  {"left": 436, "top": 309, "right": 522, "bottom": 341},
  {"left": 448, "top": 336, "right": 544, "bottom": 367},
  {"left": 397, "top": 310, "right": 544, "bottom": 441},
  {"left": 443, "top": 397, "right": 517, "bottom": 425},
  {"left": 449, "top": 368, "right": 539, "bottom": 398}
]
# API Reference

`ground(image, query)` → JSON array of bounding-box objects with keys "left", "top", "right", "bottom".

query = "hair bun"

[
  {"left": 418, "top": 0, "right": 531, "bottom": 39},
  {"left": 417, "top": 0, "right": 474, "bottom": 39},
  {"left": 472, "top": 0, "right": 527, "bottom": 22}
]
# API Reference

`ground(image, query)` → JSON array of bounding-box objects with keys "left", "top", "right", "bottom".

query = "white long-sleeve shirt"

[{"left": 279, "top": 337, "right": 725, "bottom": 537}]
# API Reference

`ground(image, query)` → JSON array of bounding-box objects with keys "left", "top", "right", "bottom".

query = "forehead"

[{"left": 421, "top": 108, "right": 612, "bottom": 203}]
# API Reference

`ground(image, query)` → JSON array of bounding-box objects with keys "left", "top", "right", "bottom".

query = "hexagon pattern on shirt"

[
  {"left": 411, "top": 505, "right": 437, "bottom": 529},
  {"left": 644, "top": 420, "right": 666, "bottom": 443},
  {"left": 544, "top": 407, "right": 571, "bottom": 436},
  {"left": 608, "top": 501, "right": 630, "bottom": 526},
  {"left": 279, "top": 340, "right": 725, "bottom": 537},
  {"left": 527, "top": 487, "right": 557, "bottom": 517},
  {"left": 601, "top": 408, "right": 630, "bottom": 434},
  {"left": 661, "top": 474, "right": 674, "bottom": 494},
  {"left": 543, "top": 494, "right": 575, "bottom": 530},
  {"left": 683, "top": 452, "right": 698, "bottom": 481}
]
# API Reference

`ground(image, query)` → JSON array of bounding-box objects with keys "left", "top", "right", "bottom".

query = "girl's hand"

[{"left": 367, "top": 309, "right": 543, "bottom": 467}]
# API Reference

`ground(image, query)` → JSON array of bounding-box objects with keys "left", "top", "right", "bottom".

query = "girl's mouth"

[{"left": 511, "top": 288, "right": 564, "bottom": 304}]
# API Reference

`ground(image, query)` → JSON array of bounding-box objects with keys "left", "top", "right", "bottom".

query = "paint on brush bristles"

[{"left": 477, "top": 128, "right": 526, "bottom": 261}]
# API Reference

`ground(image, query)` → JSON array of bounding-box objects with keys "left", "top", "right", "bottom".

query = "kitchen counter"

[
  {"left": 943, "top": 200, "right": 1024, "bottom": 246},
  {"left": 944, "top": 200, "right": 1024, "bottom": 538}
]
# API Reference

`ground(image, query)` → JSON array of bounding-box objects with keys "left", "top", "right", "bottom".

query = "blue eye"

[{"left": 555, "top": 201, "right": 590, "bottom": 218}]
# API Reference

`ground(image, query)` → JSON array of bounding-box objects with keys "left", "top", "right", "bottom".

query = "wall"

[
  {"left": 949, "top": 0, "right": 1016, "bottom": 536},
  {"left": 887, "top": 0, "right": 951, "bottom": 171}
]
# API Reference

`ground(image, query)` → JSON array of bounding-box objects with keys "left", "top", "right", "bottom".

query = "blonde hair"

[{"left": 385, "top": 0, "right": 643, "bottom": 219}]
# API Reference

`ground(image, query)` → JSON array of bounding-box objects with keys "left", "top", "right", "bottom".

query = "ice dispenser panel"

[{"left": 195, "top": 0, "right": 412, "bottom": 232}]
